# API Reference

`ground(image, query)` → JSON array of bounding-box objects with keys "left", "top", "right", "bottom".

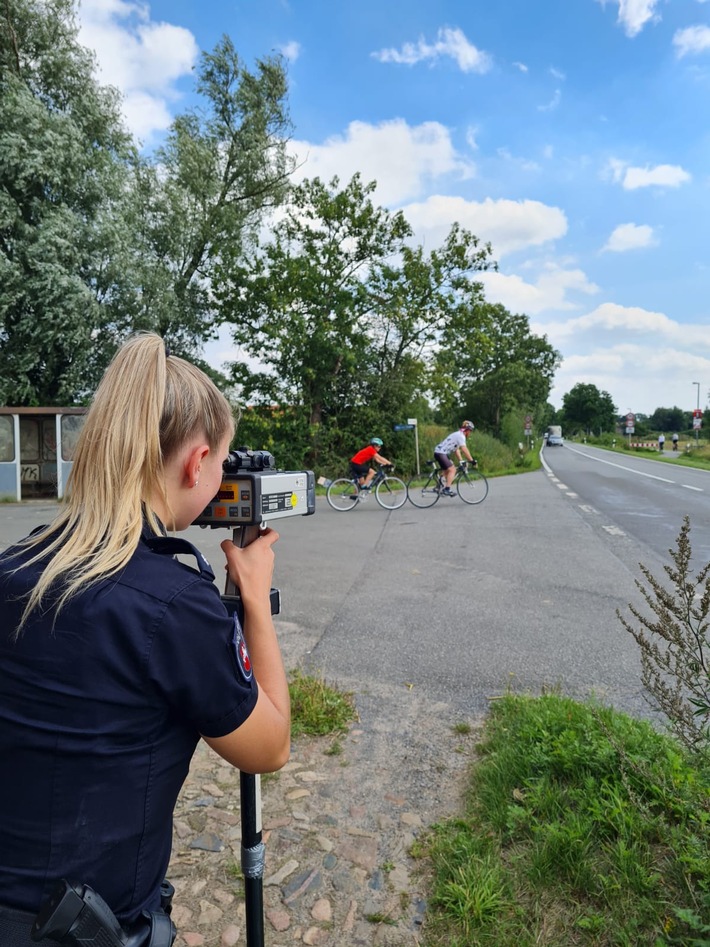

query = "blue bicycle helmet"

[{"left": 370, "top": 437, "right": 384, "bottom": 447}]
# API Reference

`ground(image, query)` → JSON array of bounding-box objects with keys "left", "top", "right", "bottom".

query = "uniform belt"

[{"left": 0, "top": 904, "right": 38, "bottom": 947}]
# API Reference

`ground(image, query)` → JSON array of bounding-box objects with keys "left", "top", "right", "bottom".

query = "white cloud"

[
  {"left": 538, "top": 89, "right": 561, "bottom": 112},
  {"left": 279, "top": 41, "right": 301, "bottom": 62},
  {"left": 372, "top": 27, "right": 492, "bottom": 73},
  {"left": 673, "top": 25, "right": 710, "bottom": 57},
  {"left": 290, "top": 119, "right": 475, "bottom": 206},
  {"left": 598, "top": 0, "right": 662, "bottom": 37},
  {"left": 602, "top": 222, "right": 657, "bottom": 252},
  {"left": 538, "top": 302, "right": 710, "bottom": 348},
  {"left": 401, "top": 196, "right": 567, "bottom": 258},
  {"left": 605, "top": 158, "right": 691, "bottom": 189},
  {"left": 77, "top": 0, "right": 198, "bottom": 141},
  {"left": 481, "top": 265, "right": 599, "bottom": 314},
  {"left": 535, "top": 302, "right": 710, "bottom": 411},
  {"left": 513, "top": 61, "right": 528, "bottom": 72}
]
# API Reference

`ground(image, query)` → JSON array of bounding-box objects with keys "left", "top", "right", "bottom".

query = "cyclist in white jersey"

[{"left": 434, "top": 421, "right": 475, "bottom": 495}]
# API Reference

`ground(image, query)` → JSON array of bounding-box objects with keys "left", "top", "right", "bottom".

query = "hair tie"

[{"left": 164, "top": 345, "right": 171, "bottom": 359}]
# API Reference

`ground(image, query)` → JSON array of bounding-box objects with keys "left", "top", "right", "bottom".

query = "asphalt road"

[
  {"left": 542, "top": 442, "right": 710, "bottom": 565},
  {"left": 0, "top": 466, "right": 661, "bottom": 723}
]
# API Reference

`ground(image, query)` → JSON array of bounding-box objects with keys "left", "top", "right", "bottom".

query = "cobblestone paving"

[{"left": 168, "top": 689, "right": 482, "bottom": 946}]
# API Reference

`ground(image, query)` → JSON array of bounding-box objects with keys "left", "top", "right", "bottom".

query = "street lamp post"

[{"left": 693, "top": 381, "right": 700, "bottom": 447}]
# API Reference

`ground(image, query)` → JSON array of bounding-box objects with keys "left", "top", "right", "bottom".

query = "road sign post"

[{"left": 393, "top": 419, "right": 420, "bottom": 475}]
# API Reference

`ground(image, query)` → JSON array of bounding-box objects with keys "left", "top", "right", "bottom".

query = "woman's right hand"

[{"left": 220, "top": 528, "right": 279, "bottom": 609}]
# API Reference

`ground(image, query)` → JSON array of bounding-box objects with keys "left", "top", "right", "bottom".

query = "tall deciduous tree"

[
  {"left": 0, "top": 0, "right": 133, "bottom": 404},
  {"left": 436, "top": 302, "right": 560, "bottom": 434},
  {"left": 1, "top": 1, "right": 294, "bottom": 403},
  {"left": 217, "top": 174, "right": 496, "bottom": 467},
  {"left": 561, "top": 382, "right": 617, "bottom": 434}
]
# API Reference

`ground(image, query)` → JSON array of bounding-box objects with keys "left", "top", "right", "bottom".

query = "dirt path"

[{"left": 169, "top": 683, "right": 483, "bottom": 946}]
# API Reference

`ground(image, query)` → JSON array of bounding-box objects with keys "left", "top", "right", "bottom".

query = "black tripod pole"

[{"left": 221, "top": 525, "right": 266, "bottom": 947}]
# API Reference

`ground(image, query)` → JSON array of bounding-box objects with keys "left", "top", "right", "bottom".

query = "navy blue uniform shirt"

[{"left": 0, "top": 528, "right": 258, "bottom": 924}]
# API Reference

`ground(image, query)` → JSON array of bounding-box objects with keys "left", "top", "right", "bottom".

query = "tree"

[
  {"left": 1, "top": 2, "right": 294, "bottom": 403},
  {"left": 648, "top": 406, "right": 689, "bottom": 434},
  {"left": 436, "top": 302, "right": 560, "bottom": 435},
  {"left": 561, "top": 383, "right": 616, "bottom": 435},
  {"left": 217, "top": 174, "right": 496, "bottom": 468},
  {"left": 0, "top": 0, "right": 134, "bottom": 404}
]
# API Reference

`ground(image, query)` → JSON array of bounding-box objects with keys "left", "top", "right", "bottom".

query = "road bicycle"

[
  {"left": 406, "top": 460, "right": 488, "bottom": 508},
  {"left": 326, "top": 464, "right": 407, "bottom": 511}
]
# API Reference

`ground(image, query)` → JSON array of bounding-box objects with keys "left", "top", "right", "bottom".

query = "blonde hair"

[{"left": 13, "top": 333, "right": 235, "bottom": 630}]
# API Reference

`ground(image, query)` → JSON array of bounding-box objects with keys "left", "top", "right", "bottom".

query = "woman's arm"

[{"left": 202, "top": 529, "right": 291, "bottom": 773}]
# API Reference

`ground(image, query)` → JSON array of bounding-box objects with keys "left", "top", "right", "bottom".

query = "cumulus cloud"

[
  {"left": 598, "top": 0, "right": 662, "bottom": 37},
  {"left": 481, "top": 265, "right": 599, "bottom": 314},
  {"left": 602, "top": 223, "right": 657, "bottom": 252},
  {"left": 605, "top": 158, "right": 691, "bottom": 189},
  {"left": 372, "top": 27, "right": 492, "bottom": 73},
  {"left": 537, "top": 302, "right": 710, "bottom": 349},
  {"left": 290, "top": 119, "right": 475, "bottom": 206},
  {"left": 673, "top": 25, "right": 710, "bottom": 57},
  {"left": 401, "top": 196, "right": 567, "bottom": 258},
  {"left": 77, "top": 0, "right": 198, "bottom": 141}
]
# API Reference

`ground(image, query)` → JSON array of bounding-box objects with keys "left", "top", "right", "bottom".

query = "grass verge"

[{"left": 416, "top": 693, "right": 710, "bottom": 946}]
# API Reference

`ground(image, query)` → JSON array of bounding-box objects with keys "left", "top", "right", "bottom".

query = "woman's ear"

[{"left": 184, "top": 444, "right": 210, "bottom": 487}]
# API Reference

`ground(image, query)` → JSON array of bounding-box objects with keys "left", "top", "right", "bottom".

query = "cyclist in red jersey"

[{"left": 349, "top": 438, "right": 393, "bottom": 491}]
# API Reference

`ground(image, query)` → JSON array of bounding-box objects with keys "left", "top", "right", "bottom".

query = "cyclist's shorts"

[
  {"left": 434, "top": 452, "right": 453, "bottom": 470},
  {"left": 350, "top": 462, "right": 370, "bottom": 477}
]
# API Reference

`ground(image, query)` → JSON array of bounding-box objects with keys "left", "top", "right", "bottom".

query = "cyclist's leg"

[
  {"left": 350, "top": 462, "right": 369, "bottom": 489},
  {"left": 434, "top": 452, "right": 456, "bottom": 494}
]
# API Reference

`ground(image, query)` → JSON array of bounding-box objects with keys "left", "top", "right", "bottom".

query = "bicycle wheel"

[
  {"left": 375, "top": 475, "right": 407, "bottom": 510},
  {"left": 406, "top": 473, "right": 440, "bottom": 508},
  {"left": 456, "top": 469, "right": 489, "bottom": 505},
  {"left": 326, "top": 478, "right": 360, "bottom": 511}
]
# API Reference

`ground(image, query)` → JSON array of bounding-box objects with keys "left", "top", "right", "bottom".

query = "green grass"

[
  {"left": 288, "top": 668, "right": 357, "bottom": 737},
  {"left": 417, "top": 693, "right": 710, "bottom": 947}
]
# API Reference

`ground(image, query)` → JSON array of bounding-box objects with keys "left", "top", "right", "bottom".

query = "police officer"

[{"left": 0, "top": 334, "right": 291, "bottom": 945}]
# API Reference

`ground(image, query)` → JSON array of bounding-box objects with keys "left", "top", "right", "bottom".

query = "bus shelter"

[{"left": 0, "top": 407, "right": 87, "bottom": 502}]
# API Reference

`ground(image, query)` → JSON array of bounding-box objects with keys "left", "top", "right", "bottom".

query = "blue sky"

[{"left": 76, "top": 0, "right": 710, "bottom": 417}]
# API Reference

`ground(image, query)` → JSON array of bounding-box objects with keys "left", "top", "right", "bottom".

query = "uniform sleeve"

[{"left": 147, "top": 575, "right": 258, "bottom": 738}]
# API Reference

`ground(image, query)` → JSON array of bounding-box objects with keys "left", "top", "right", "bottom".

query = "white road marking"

[
  {"left": 564, "top": 445, "right": 676, "bottom": 483},
  {"left": 603, "top": 525, "right": 626, "bottom": 536}
]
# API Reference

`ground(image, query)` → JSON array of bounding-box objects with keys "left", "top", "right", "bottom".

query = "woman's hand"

[{"left": 220, "top": 528, "right": 279, "bottom": 610}]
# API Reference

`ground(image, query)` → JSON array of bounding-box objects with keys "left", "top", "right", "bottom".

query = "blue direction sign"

[{"left": 393, "top": 424, "right": 415, "bottom": 431}]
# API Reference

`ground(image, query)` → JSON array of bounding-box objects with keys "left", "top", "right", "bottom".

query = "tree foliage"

[
  {"left": 0, "top": 0, "right": 133, "bottom": 403},
  {"left": 560, "top": 382, "right": 616, "bottom": 434},
  {"left": 217, "top": 174, "right": 498, "bottom": 468},
  {"left": 1, "top": 1, "right": 293, "bottom": 403},
  {"left": 648, "top": 406, "right": 689, "bottom": 434},
  {"left": 436, "top": 302, "right": 560, "bottom": 436}
]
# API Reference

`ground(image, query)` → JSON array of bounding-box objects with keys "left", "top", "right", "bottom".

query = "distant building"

[{"left": 0, "top": 407, "right": 87, "bottom": 501}]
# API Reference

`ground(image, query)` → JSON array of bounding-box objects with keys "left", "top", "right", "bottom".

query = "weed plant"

[
  {"left": 418, "top": 693, "right": 710, "bottom": 946},
  {"left": 288, "top": 668, "right": 356, "bottom": 737},
  {"left": 618, "top": 517, "right": 710, "bottom": 760}
]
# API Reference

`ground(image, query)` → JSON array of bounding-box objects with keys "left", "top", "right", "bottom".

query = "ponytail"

[{"left": 11, "top": 333, "right": 235, "bottom": 631}]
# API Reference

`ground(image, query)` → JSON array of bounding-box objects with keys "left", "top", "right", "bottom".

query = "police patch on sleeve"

[{"left": 230, "top": 613, "right": 253, "bottom": 683}]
